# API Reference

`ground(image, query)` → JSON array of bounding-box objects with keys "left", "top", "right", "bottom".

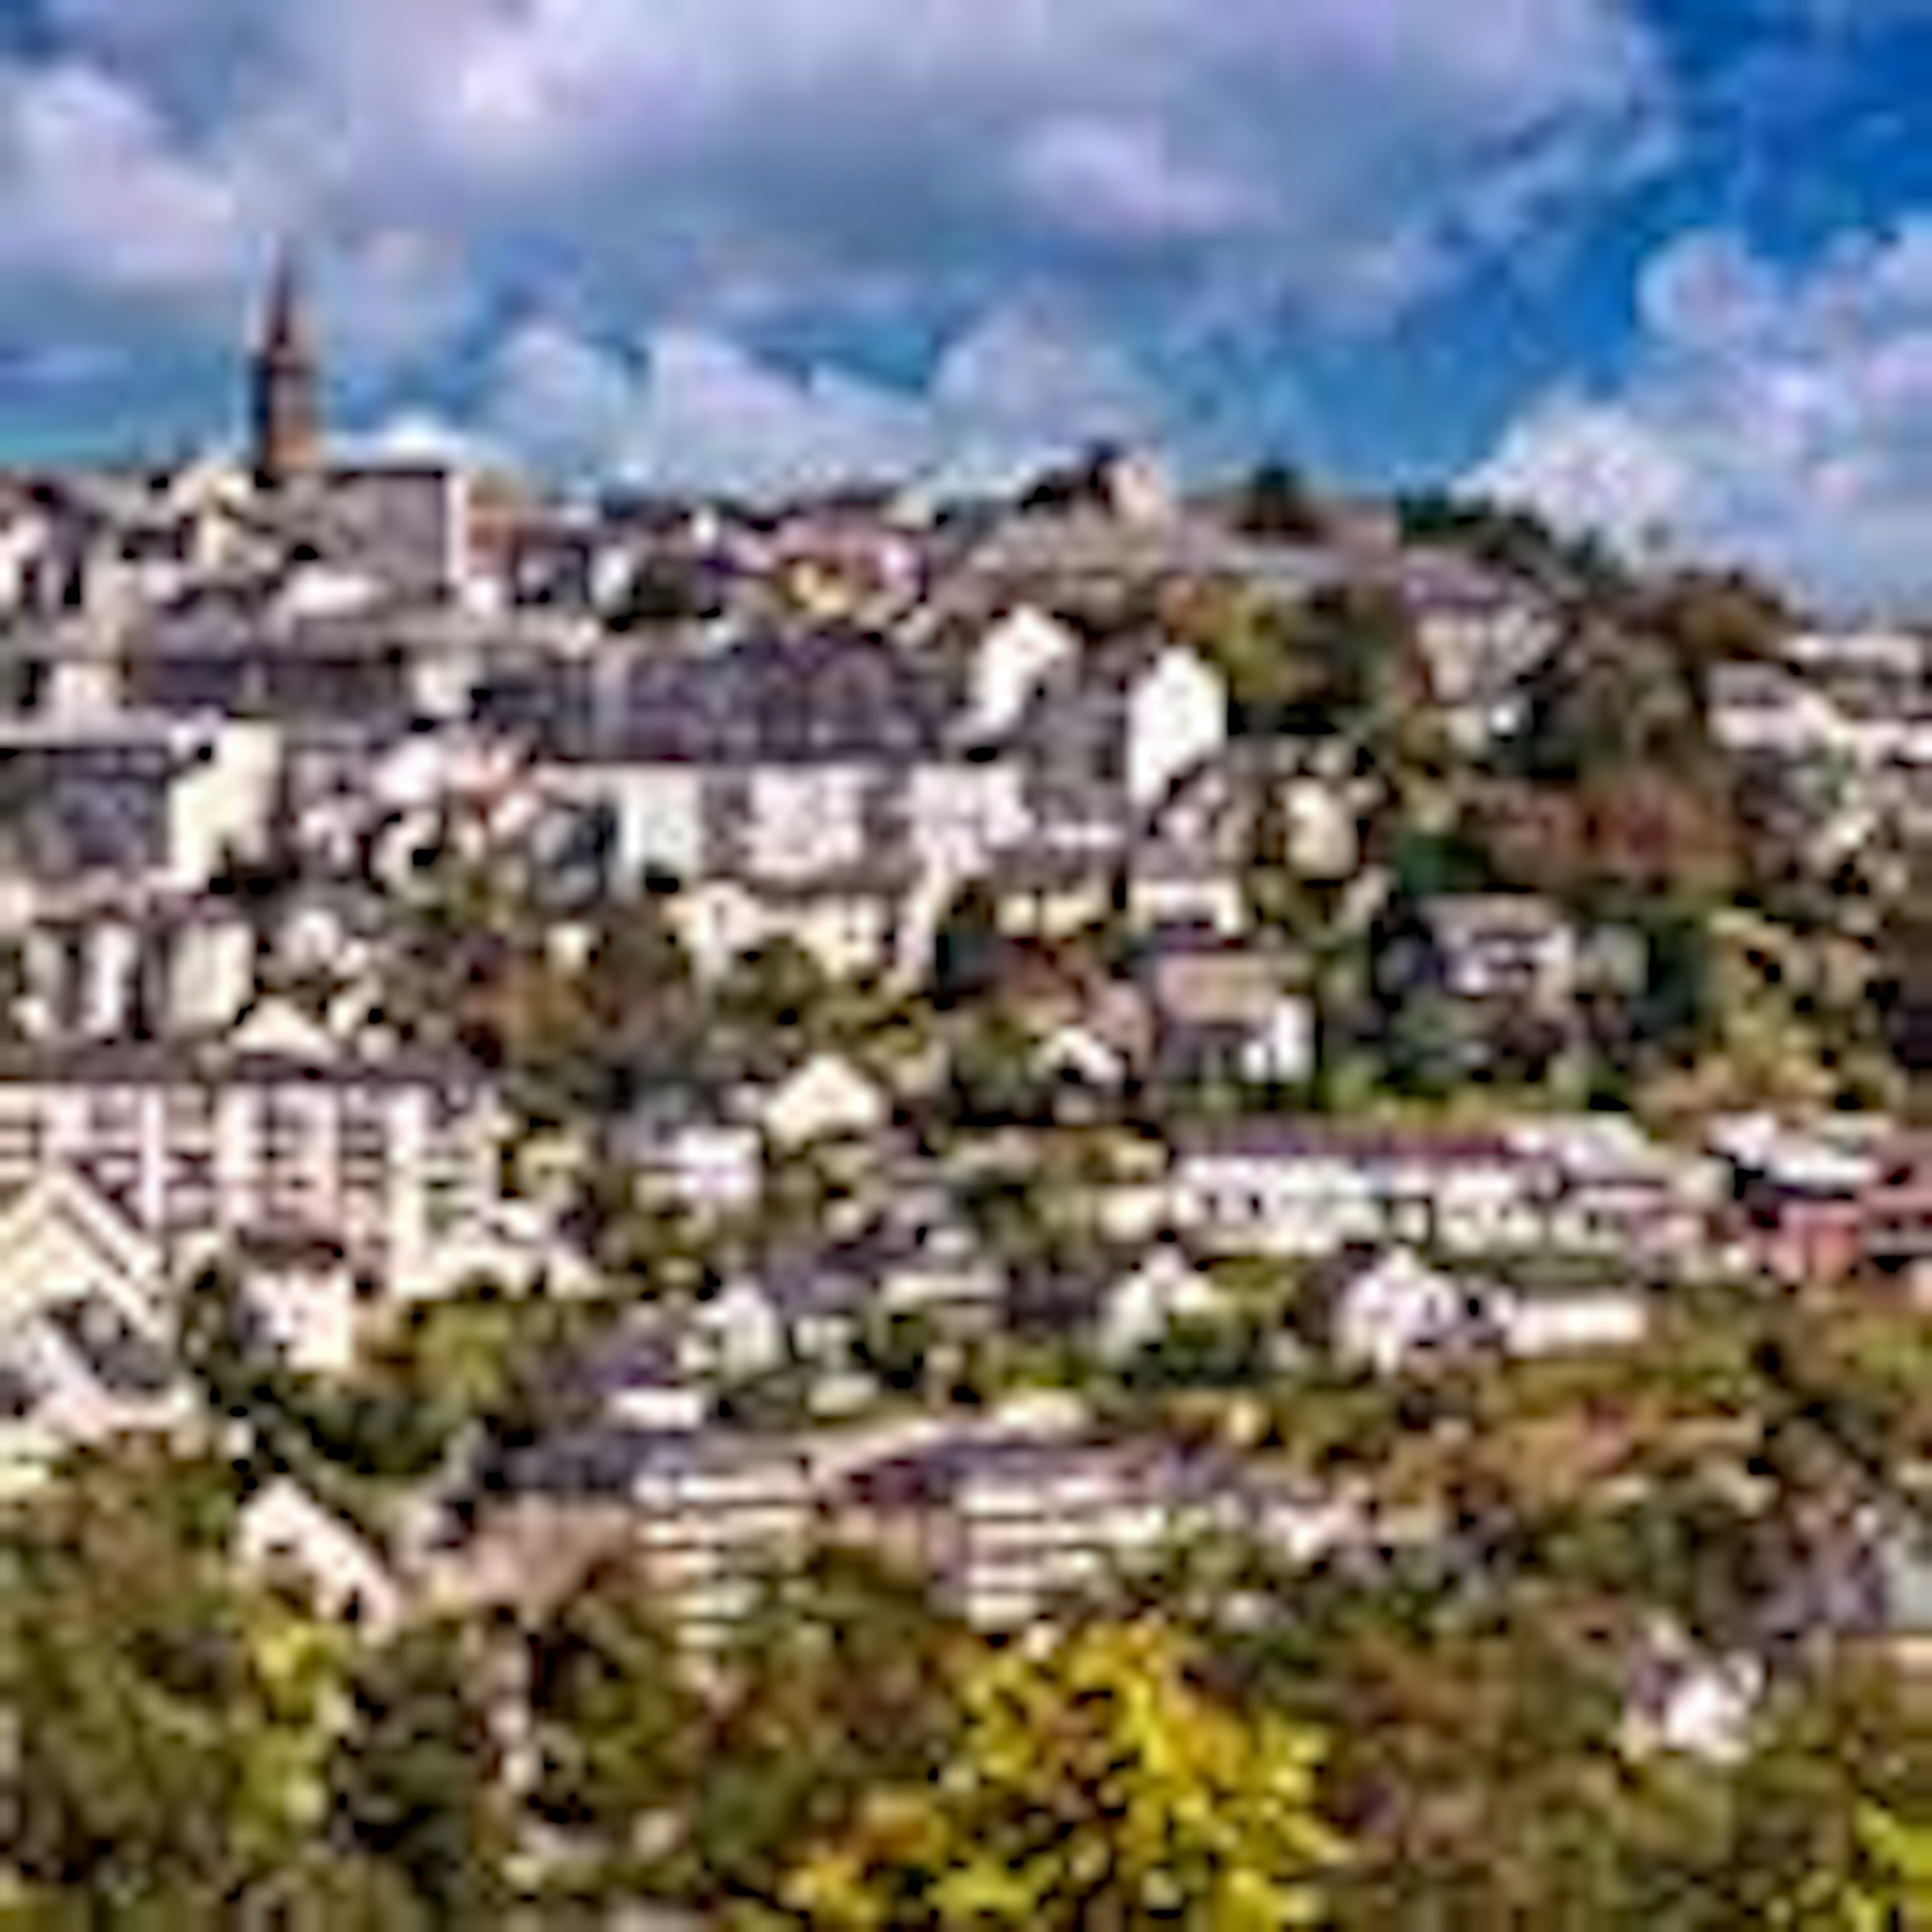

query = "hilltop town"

[{"left": 12, "top": 263, "right": 1932, "bottom": 1924}]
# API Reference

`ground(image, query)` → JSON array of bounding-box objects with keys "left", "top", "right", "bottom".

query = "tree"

[
  {"left": 530, "top": 1558, "right": 705, "bottom": 1858},
  {"left": 683, "top": 1551, "right": 967, "bottom": 1912},
  {"left": 1393, "top": 492, "right": 1625, "bottom": 596},
  {"left": 781, "top": 1617, "right": 1343, "bottom": 1930},
  {"left": 182, "top": 1262, "right": 466, "bottom": 1495},
  {"left": 946, "top": 1006, "right": 1053, "bottom": 1126},
  {"left": 1252, "top": 1579, "right": 1681, "bottom": 1928},
  {"left": 1636, "top": 1655, "right": 1932, "bottom": 1927},
  {"left": 579, "top": 901, "right": 700, "bottom": 1095},
  {"left": 2, "top": 1445, "right": 386, "bottom": 1925},
  {"left": 932, "top": 883, "right": 1005, "bottom": 1009},
  {"left": 1638, "top": 568, "right": 1790, "bottom": 681},
  {"left": 329, "top": 1620, "right": 514, "bottom": 1927},
  {"left": 367, "top": 1277, "right": 629, "bottom": 1448},
  {"left": 1166, "top": 581, "right": 1329, "bottom": 728},
  {"left": 1232, "top": 461, "right": 1323, "bottom": 540}
]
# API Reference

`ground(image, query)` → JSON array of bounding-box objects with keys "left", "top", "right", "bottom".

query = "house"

[
  {"left": 1709, "top": 659, "right": 1848, "bottom": 763},
  {"left": 1406, "top": 568, "right": 1559, "bottom": 752},
  {"left": 759, "top": 1052, "right": 891, "bottom": 1152},
  {"left": 760, "top": 1243, "right": 877, "bottom": 1386},
  {"left": 1416, "top": 894, "right": 1579, "bottom": 1014},
  {"left": 1514, "top": 1118, "right": 1725, "bottom": 1274},
  {"left": 730, "top": 865, "right": 911, "bottom": 984},
  {"left": 1322, "top": 1246, "right": 1488, "bottom": 1377},
  {"left": 1169, "top": 1122, "right": 1552, "bottom": 1260},
  {"left": 409, "top": 1498, "right": 642, "bottom": 1626},
  {"left": 613, "top": 1108, "right": 763, "bottom": 1220},
  {"left": 404, "top": 1198, "right": 601, "bottom": 1306},
  {"left": 1098, "top": 1238, "right": 1233, "bottom": 1361},
  {"left": 1139, "top": 932, "right": 1314, "bottom": 1091},
  {"left": 0, "top": 1039, "right": 508, "bottom": 1301},
  {"left": 681, "top": 1276, "right": 788, "bottom": 1388},
  {"left": 668, "top": 879, "right": 773, "bottom": 983},
  {"left": 1490, "top": 1279, "right": 1651, "bottom": 1359},
  {"left": 234, "top": 1476, "right": 406, "bottom": 1634},
  {"left": 1709, "top": 1115, "right": 1875, "bottom": 1288},
  {"left": 877, "top": 1241, "right": 1007, "bottom": 1343},
  {"left": 0, "top": 1167, "right": 188, "bottom": 1489},
  {"left": 963, "top": 605, "right": 1083, "bottom": 742},
  {"left": 1127, "top": 645, "right": 1230, "bottom": 812},
  {"left": 627, "top": 1432, "right": 821, "bottom": 1641},
  {"left": 225, "top": 1225, "right": 362, "bottom": 1376},
  {"left": 904, "top": 759, "right": 1034, "bottom": 883},
  {"left": 985, "top": 847, "right": 1120, "bottom": 943},
  {"left": 1278, "top": 774, "right": 1368, "bottom": 884},
  {"left": 834, "top": 1434, "right": 1210, "bottom": 1630},
  {"left": 1621, "top": 1627, "right": 1764, "bottom": 1765},
  {"left": 0, "top": 717, "right": 226, "bottom": 897},
  {"left": 541, "top": 763, "right": 707, "bottom": 895},
  {"left": 1125, "top": 841, "right": 1250, "bottom": 939},
  {"left": 491, "top": 1429, "right": 818, "bottom": 1643},
  {"left": 1862, "top": 1135, "right": 1932, "bottom": 1294},
  {"left": 557, "top": 1322, "right": 709, "bottom": 1434}
]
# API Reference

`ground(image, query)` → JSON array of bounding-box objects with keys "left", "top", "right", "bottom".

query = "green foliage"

[
  {"left": 1123, "top": 1315, "right": 1267, "bottom": 1395},
  {"left": 1390, "top": 826, "right": 1496, "bottom": 902},
  {"left": 329, "top": 1622, "right": 514, "bottom": 1926},
  {"left": 366, "top": 1277, "right": 633, "bottom": 1444},
  {"left": 530, "top": 1560, "right": 704, "bottom": 1851},
  {"left": 1231, "top": 461, "right": 1324, "bottom": 540},
  {"left": 1395, "top": 491, "right": 1627, "bottom": 593},
  {"left": 932, "top": 883, "right": 1005, "bottom": 1008},
  {"left": 1, "top": 1447, "right": 410, "bottom": 1926},
  {"left": 181, "top": 1264, "right": 464, "bottom": 1494}
]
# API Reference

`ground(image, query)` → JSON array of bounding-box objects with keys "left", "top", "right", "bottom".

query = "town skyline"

[{"left": 0, "top": 2, "right": 1922, "bottom": 609}]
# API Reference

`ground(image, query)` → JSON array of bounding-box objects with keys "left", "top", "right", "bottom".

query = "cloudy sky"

[{"left": 0, "top": 0, "right": 1926, "bottom": 605}]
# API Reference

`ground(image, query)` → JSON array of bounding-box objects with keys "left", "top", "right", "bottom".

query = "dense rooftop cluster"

[{"left": 11, "top": 272, "right": 1932, "bottom": 1926}]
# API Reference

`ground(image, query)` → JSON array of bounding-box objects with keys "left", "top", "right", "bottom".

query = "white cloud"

[
  {"left": 0, "top": 0, "right": 1668, "bottom": 338},
  {"left": 349, "top": 409, "right": 505, "bottom": 470},
  {"left": 1006, "top": 118, "right": 1257, "bottom": 244},
  {"left": 480, "top": 319, "right": 647, "bottom": 475},
  {"left": 928, "top": 307, "right": 1164, "bottom": 460},
  {"left": 1472, "top": 219, "right": 1932, "bottom": 612},
  {"left": 1475, "top": 394, "right": 1692, "bottom": 551},
  {"left": 474, "top": 305, "right": 1168, "bottom": 499},
  {"left": 0, "top": 0, "right": 1676, "bottom": 500},
  {"left": 316, "top": 231, "right": 481, "bottom": 375},
  {"left": 0, "top": 61, "right": 254, "bottom": 297}
]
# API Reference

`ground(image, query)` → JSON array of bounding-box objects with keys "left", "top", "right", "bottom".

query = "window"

[{"left": 0, "top": 1362, "right": 34, "bottom": 1419}]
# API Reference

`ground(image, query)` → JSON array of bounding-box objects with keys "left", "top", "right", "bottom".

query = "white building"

[
  {"left": 1098, "top": 1242, "right": 1232, "bottom": 1361},
  {"left": 1128, "top": 647, "right": 1228, "bottom": 811},
  {"left": 0, "top": 1042, "right": 506, "bottom": 1301},
  {"left": 1331, "top": 1247, "right": 1481, "bottom": 1377},
  {"left": 0, "top": 1167, "right": 192, "bottom": 1490},
  {"left": 235, "top": 1477, "right": 406, "bottom": 1634}
]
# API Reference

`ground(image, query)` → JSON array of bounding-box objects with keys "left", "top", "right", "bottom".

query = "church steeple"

[{"left": 251, "top": 247, "right": 321, "bottom": 487}]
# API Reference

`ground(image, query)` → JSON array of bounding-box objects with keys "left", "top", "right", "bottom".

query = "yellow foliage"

[{"left": 783, "top": 1617, "right": 1344, "bottom": 1929}]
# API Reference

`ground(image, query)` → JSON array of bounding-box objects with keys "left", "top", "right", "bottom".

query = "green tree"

[
  {"left": 529, "top": 1558, "right": 704, "bottom": 1858},
  {"left": 1232, "top": 461, "right": 1323, "bottom": 540},
  {"left": 329, "top": 1620, "right": 514, "bottom": 1927},
  {"left": 681, "top": 1550, "right": 966, "bottom": 1912},
  {"left": 2, "top": 1446, "right": 382, "bottom": 1925}
]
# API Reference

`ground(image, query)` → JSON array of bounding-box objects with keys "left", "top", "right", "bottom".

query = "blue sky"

[{"left": 0, "top": 0, "right": 1926, "bottom": 607}]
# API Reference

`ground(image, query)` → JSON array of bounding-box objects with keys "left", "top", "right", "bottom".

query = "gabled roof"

[
  {"left": 1173, "top": 1119, "right": 1538, "bottom": 1168},
  {"left": 0, "top": 1167, "right": 162, "bottom": 1330}
]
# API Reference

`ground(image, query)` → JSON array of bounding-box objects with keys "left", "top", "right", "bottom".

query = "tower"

[{"left": 251, "top": 249, "right": 321, "bottom": 487}]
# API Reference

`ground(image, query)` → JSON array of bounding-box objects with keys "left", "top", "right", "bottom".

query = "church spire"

[{"left": 251, "top": 246, "right": 321, "bottom": 487}]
